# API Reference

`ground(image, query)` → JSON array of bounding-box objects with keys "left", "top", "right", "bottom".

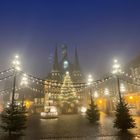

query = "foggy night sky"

[{"left": 0, "top": 0, "right": 140, "bottom": 79}]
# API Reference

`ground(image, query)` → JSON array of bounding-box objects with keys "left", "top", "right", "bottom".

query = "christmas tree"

[
  {"left": 114, "top": 99, "right": 136, "bottom": 131},
  {"left": 58, "top": 71, "right": 78, "bottom": 113},
  {"left": 0, "top": 103, "right": 27, "bottom": 136},
  {"left": 86, "top": 97, "right": 100, "bottom": 124}
]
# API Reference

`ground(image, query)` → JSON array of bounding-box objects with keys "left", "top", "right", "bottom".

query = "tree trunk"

[{"left": 9, "top": 130, "right": 11, "bottom": 136}]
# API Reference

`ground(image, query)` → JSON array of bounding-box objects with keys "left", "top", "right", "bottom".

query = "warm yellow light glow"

[
  {"left": 99, "top": 100, "right": 102, "bottom": 104},
  {"left": 81, "top": 107, "right": 87, "bottom": 113},
  {"left": 129, "top": 96, "right": 133, "bottom": 100},
  {"left": 50, "top": 107, "right": 57, "bottom": 113},
  {"left": 25, "top": 100, "right": 31, "bottom": 108},
  {"left": 40, "top": 112, "right": 46, "bottom": 117},
  {"left": 94, "top": 91, "right": 98, "bottom": 98},
  {"left": 66, "top": 71, "right": 69, "bottom": 74}
]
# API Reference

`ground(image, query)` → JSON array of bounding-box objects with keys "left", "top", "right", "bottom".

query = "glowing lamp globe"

[{"left": 81, "top": 107, "right": 87, "bottom": 113}]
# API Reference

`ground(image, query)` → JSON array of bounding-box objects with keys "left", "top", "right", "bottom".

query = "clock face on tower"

[{"left": 63, "top": 60, "right": 69, "bottom": 69}]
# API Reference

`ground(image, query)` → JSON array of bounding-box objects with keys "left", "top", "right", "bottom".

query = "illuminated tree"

[
  {"left": 114, "top": 99, "right": 135, "bottom": 131},
  {"left": 58, "top": 72, "right": 78, "bottom": 113},
  {"left": 86, "top": 97, "right": 100, "bottom": 124}
]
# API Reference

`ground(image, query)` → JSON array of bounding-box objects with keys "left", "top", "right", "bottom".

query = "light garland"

[
  {"left": 26, "top": 86, "right": 44, "bottom": 94},
  {"left": 0, "top": 89, "right": 12, "bottom": 96},
  {"left": 120, "top": 78, "right": 140, "bottom": 88},
  {"left": 0, "top": 67, "right": 139, "bottom": 97},
  {"left": 0, "top": 68, "right": 14, "bottom": 75},
  {"left": 0, "top": 75, "right": 13, "bottom": 82},
  {"left": 122, "top": 71, "right": 140, "bottom": 82}
]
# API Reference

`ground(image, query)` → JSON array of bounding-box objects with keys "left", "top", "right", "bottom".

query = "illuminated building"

[
  {"left": 46, "top": 44, "right": 84, "bottom": 82},
  {"left": 44, "top": 44, "right": 84, "bottom": 113}
]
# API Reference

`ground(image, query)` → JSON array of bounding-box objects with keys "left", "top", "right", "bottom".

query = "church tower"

[
  {"left": 44, "top": 45, "right": 85, "bottom": 114},
  {"left": 61, "top": 44, "right": 68, "bottom": 61},
  {"left": 61, "top": 44, "right": 70, "bottom": 74},
  {"left": 73, "top": 47, "right": 83, "bottom": 82},
  {"left": 51, "top": 47, "right": 61, "bottom": 81},
  {"left": 74, "top": 47, "right": 80, "bottom": 71}
]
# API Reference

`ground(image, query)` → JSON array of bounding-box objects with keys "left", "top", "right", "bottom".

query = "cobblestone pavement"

[{"left": 0, "top": 113, "right": 140, "bottom": 140}]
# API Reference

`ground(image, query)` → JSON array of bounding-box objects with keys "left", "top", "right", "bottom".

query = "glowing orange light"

[
  {"left": 99, "top": 100, "right": 102, "bottom": 104},
  {"left": 129, "top": 96, "right": 133, "bottom": 100},
  {"left": 25, "top": 100, "right": 31, "bottom": 109}
]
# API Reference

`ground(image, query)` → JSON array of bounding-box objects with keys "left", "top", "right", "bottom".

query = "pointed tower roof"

[
  {"left": 53, "top": 47, "right": 59, "bottom": 71},
  {"left": 74, "top": 47, "right": 80, "bottom": 71},
  {"left": 61, "top": 43, "right": 68, "bottom": 61}
]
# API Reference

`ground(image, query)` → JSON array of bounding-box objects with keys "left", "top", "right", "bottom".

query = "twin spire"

[
  {"left": 74, "top": 47, "right": 80, "bottom": 71},
  {"left": 52, "top": 46, "right": 80, "bottom": 72},
  {"left": 53, "top": 47, "right": 59, "bottom": 71}
]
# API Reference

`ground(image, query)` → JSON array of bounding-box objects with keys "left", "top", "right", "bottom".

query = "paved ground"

[{"left": 1, "top": 113, "right": 140, "bottom": 140}]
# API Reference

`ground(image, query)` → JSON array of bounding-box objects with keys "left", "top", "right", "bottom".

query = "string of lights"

[
  {"left": 26, "top": 86, "right": 44, "bottom": 94},
  {"left": 47, "top": 76, "right": 113, "bottom": 94},
  {"left": 122, "top": 71, "right": 140, "bottom": 81},
  {"left": 0, "top": 88, "right": 12, "bottom": 95},
  {"left": 1, "top": 65, "right": 114, "bottom": 90},
  {"left": 0, "top": 68, "right": 13, "bottom": 76},
  {"left": 20, "top": 71, "right": 45, "bottom": 83},
  {"left": 0, "top": 67, "right": 139, "bottom": 95},
  {"left": 120, "top": 78, "right": 140, "bottom": 88},
  {"left": 0, "top": 75, "right": 13, "bottom": 82},
  {"left": 0, "top": 86, "right": 44, "bottom": 96}
]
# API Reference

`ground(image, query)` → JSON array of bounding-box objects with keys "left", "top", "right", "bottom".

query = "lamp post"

[
  {"left": 112, "top": 59, "right": 122, "bottom": 102},
  {"left": 11, "top": 55, "right": 21, "bottom": 107},
  {"left": 20, "top": 73, "right": 28, "bottom": 107},
  {"left": 87, "top": 74, "right": 93, "bottom": 99}
]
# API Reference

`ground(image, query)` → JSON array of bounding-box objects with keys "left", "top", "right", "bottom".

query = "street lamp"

[
  {"left": 112, "top": 59, "right": 122, "bottom": 102},
  {"left": 11, "top": 55, "right": 21, "bottom": 108},
  {"left": 12, "top": 55, "right": 21, "bottom": 71}
]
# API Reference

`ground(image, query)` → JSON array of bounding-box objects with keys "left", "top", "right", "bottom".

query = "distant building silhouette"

[{"left": 46, "top": 44, "right": 84, "bottom": 83}]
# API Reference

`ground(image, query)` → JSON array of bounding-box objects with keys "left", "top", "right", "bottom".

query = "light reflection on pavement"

[{"left": 1, "top": 112, "right": 140, "bottom": 140}]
